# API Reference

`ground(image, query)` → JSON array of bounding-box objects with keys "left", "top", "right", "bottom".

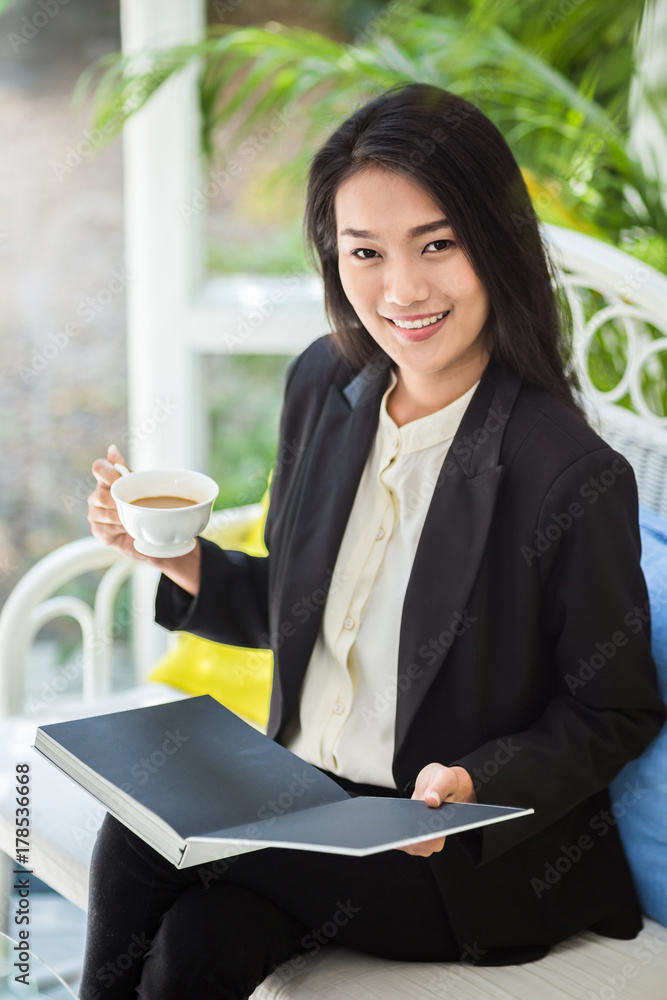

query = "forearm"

[
  {"left": 155, "top": 536, "right": 271, "bottom": 648},
  {"left": 150, "top": 538, "right": 202, "bottom": 597}
]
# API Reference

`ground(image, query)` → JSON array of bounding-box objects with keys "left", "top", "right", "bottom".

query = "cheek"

[
  {"left": 452, "top": 266, "right": 488, "bottom": 314},
  {"left": 338, "top": 261, "right": 370, "bottom": 308}
]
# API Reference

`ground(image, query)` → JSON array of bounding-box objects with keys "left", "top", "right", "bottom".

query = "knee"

[
  {"left": 93, "top": 812, "right": 171, "bottom": 875},
  {"left": 137, "top": 883, "right": 251, "bottom": 999},
  {"left": 137, "top": 882, "right": 303, "bottom": 1000}
]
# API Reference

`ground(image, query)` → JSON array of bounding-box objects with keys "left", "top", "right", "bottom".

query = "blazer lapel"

[
  {"left": 270, "top": 349, "right": 393, "bottom": 737},
  {"left": 393, "top": 352, "right": 522, "bottom": 761}
]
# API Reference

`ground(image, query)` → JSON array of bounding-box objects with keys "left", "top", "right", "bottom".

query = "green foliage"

[
  {"left": 75, "top": 0, "right": 666, "bottom": 252},
  {"left": 206, "top": 219, "right": 309, "bottom": 274},
  {"left": 73, "top": 1, "right": 667, "bottom": 416},
  {"left": 205, "top": 354, "right": 293, "bottom": 509}
]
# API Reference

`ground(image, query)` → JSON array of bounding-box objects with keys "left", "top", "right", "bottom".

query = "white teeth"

[{"left": 392, "top": 311, "right": 448, "bottom": 330}]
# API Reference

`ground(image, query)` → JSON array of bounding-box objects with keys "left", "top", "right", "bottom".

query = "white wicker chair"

[{"left": 1, "top": 226, "right": 666, "bottom": 998}]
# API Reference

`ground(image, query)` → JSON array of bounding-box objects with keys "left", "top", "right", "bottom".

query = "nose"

[{"left": 383, "top": 257, "right": 430, "bottom": 308}]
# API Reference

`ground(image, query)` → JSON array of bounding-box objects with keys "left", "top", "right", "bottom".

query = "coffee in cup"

[
  {"left": 130, "top": 496, "right": 198, "bottom": 509},
  {"left": 110, "top": 469, "right": 219, "bottom": 557}
]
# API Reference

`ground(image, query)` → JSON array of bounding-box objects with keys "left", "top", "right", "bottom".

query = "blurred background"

[
  {"left": 1, "top": 0, "right": 666, "bottom": 989},
  {"left": 2, "top": 0, "right": 666, "bottom": 612}
]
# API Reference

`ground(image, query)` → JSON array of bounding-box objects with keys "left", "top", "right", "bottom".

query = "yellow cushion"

[{"left": 148, "top": 482, "right": 273, "bottom": 729}]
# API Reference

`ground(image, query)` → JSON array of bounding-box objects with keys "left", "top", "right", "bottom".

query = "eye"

[
  {"left": 424, "top": 239, "right": 455, "bottom": 253},
  {"left": 350, "top": 248, "right": 379, "bottom": 259}
]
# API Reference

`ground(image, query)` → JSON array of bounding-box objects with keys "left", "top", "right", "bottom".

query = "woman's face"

[{"left": 335, "top": 165, "right": 491, "bottom": 385}]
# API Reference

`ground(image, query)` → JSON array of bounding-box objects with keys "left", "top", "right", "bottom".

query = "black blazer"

[{"left": 156, "top": 334, "right": 666, "bottom": 962}]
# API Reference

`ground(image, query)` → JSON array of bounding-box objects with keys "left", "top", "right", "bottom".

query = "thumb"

[{"left": 424, "top": 786, "right": 442, "bottom": 807}]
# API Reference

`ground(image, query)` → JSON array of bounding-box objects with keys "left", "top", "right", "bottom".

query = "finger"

[
  {"left": 92, "top": 458, "right": 123, "bottom": 489},
  {"left": 87, "top": 503, "right": 123, "bottom": 527},
  {"left": 107, "top": 443, "right": 130, "bottom": 472},
  {"left": 87, "top": 485, "right": 122, "bottom": 516},
  {"left": 414, "top": 763, "right": 459, "bottom": 806},
  {"left": 399, "top": 836, "right": 446, "bottom": 856}
]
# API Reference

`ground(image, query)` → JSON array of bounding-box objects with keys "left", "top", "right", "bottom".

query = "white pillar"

[
  {"left": 120, "top": 0, "right": 206, "bottom": 677},
  {"left": 120, "top": 0, "right": 206, "bottom": 473},
  {"left": 629, "top": 0, "right": 667, "bottom": 213}
]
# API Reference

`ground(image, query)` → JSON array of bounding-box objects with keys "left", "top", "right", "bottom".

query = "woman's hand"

[
  {"left": 88, "top": 445, "right": 146, "bottom": 561},
  {"left": 397, "top": 763, "right": 477, "bottom": 857},
  {"left": 87, "top": 444, "right": 202, "bottom": 596}
]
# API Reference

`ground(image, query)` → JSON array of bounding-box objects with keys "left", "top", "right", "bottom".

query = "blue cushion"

[{"left": 609, "top": 504, "right": 667, "bottom": 926}]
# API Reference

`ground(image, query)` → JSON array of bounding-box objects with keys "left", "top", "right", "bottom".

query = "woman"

[{"left": 82, "top": 83, "right": 666, "bottom": 999}]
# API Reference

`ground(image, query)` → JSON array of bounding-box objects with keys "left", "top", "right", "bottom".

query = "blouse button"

[
  {"left": 390, "top": 436, "right": 400, "bottom": 451},
  {"left": 375, "top": 527, "right": 385, "bottom": 540},
  {"left": 344, "top": 616, "right": 355, "bottom": 630},
  {"left": 333, "top": 701, "right": 345, "bottom": 715}
]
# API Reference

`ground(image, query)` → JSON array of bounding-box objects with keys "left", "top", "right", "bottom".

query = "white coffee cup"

[{"left": 110, "top": 468, "right": 219, "bottom": 558}]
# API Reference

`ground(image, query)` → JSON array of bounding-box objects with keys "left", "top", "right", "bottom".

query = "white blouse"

[{"left": 284, "top": 366, "right": 480, "bottom": 787}]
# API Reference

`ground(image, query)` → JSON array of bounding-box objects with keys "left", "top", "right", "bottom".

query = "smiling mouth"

[{"left": 387, "top": 310, "right": 450, "bottom": 330}]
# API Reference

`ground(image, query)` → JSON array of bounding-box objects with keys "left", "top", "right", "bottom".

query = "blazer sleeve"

[
  {"left": 450, "top": 447, "right": 667, "bottom": 868},
  {"left": 153, "top": 350, "right": 303, "bottom": 648}
]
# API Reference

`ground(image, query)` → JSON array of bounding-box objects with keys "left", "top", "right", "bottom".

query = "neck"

[{"left": 388, "top": 346, "right": 491, "bottom": 426}]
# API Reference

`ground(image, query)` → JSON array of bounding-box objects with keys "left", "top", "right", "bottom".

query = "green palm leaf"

[{"left": 73, "top": 2, "right": 666, "bottom": 259}]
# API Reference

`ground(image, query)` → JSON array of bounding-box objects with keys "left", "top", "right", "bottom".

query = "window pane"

[{"left": 204, "top": 353, "right": 294, "bottom": 509}]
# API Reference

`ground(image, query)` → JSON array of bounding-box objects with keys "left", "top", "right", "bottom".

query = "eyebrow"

[{"left": 338, "top": 218, "right": 451, "bottom": 240}]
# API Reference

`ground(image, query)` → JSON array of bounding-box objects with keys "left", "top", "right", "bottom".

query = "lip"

[{"left": 383, "top": 311, "right": 450, "bottom": 343}]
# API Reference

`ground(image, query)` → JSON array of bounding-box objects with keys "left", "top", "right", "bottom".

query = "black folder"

[{"left": 33, "top": 695, "right": 533, "bottom": 868}]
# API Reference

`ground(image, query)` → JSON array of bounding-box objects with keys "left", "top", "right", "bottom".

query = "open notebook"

[{"left": 33, "top": 694, "right": 533, "bottom": 868}]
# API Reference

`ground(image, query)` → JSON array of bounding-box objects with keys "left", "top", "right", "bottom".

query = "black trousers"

[{"left": 78, "top": 770, "right": 462, "bottom": 1000}]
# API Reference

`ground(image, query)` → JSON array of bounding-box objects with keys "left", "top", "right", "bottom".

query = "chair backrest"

[
  {"left": 543, "top": 224, "right": 667, "bottom": 516},
  {"left": 0, "top": 505, "right": 260, "bottom": 717}
]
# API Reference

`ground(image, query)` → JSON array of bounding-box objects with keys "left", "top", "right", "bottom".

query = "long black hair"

[{"left": 303, "top": 81, "right": 585, "bottom": 417}]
